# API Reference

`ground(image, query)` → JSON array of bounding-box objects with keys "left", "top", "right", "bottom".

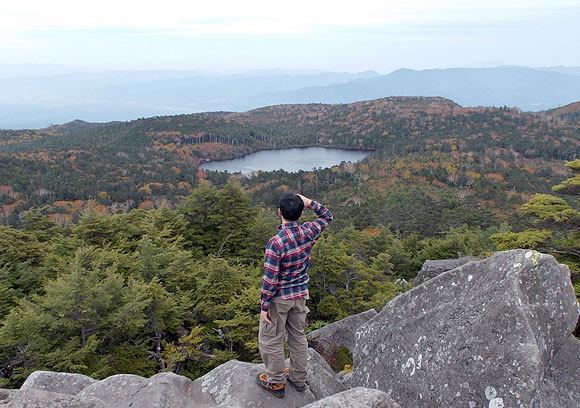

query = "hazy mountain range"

[{"left": 1, "top": 65, "right": 579, "bottom": 129}]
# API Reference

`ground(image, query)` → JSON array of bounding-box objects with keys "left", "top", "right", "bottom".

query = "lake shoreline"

[
  {"left": 201, "top": 144, "right": 374, "bottom": 163},
  {"left": 200, "top": 145, "right": 373, "bottom": 174}
]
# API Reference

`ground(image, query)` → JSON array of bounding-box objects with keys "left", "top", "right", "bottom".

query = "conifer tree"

[
  {"left": 0, "top": 226, "right": 46, "bottom": 319},
  {"left": 179, "top": 183, "right": 257, "bottom": 257},
  {"left": 0, "top": 247, "right": 150, "bottom": 384},
  {"left": 496, "top": 160, "right": 580, "bottom": 261},
  {"left": 491, "top": 160, "right": 580, "bottom": 337}
]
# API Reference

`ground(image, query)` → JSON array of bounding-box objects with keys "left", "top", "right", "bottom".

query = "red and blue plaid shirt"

[{"left": 261, "top": 200, "right": 333, "bottom": 312}]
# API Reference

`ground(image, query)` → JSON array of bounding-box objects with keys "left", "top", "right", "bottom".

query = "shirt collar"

[{"left": 278, "top": 221, "right": 300, "bottom": 230}]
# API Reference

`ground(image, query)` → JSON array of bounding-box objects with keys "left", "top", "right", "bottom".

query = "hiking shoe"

[
  {"left": 256, "top": 373, "right": 285, "bottom": 398},
  {"left": 285, "top": 367, "right": 307, "bottom": 392}
]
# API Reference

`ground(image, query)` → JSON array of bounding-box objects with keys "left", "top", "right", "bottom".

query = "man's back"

[
  {"left": 261, "top": 199, "right": 333, "bottom": 311},
  {"left": 257, "top": 194, "right": 333, "bottom": 398}
]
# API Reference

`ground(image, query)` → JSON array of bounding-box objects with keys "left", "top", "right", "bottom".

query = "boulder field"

[
  {"left": 1, "top": 250, "right": 578, "bottom": 407},
  {"left": 353, "top": 249, "right": 580, "bottom": 407}
]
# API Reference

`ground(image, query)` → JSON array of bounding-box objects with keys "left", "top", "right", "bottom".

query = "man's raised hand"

[{"left": 296, "top": 194, "right": 311, "bottom": 207}]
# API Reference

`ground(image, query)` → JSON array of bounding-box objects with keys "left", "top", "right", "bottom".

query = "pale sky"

[{"left": 1, "top": 0, "right": 579, "bottom": 73}]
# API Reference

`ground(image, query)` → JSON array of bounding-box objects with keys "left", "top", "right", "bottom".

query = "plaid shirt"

[{"left": 261, "top": 200, "right": 333, "bottom": 312}]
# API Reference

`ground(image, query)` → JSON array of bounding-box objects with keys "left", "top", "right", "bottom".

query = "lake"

[{"left": 200, "top": 147, "right": 370, "bottom": 174}]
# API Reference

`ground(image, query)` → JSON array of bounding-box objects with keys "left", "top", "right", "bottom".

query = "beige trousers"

[{"left": 258, "top": 297, "right": 309, "bottom": 385}]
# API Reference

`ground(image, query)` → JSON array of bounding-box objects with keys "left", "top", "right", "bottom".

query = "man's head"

[{"left": 278, "top": 193, "right": 304, "bottom": 222}]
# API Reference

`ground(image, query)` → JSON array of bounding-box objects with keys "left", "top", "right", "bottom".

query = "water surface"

[{"left": 200, "top": 147, "right": 370, "bottom": 174}]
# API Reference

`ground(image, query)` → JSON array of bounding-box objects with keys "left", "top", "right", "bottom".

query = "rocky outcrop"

[
  {"left": 308, "top": 309, "right": 377, "bottom": 359},
  {"left": 353, "top": 249, "right": 580, "bottom": 407},
  {"left": 189, "top": 359, "right": 316, "bottom": 407},
  {"left": 1, "top": 372, "right": 195, "bottom": 408},
  {"left": 0, "top": 348, "right": 343, "bottom": 408},
  {"left": 188, "top": 347, "right": 345, "bottom": 407},
  {"left": 76, "top": 374, "right": 148, "bottom": 407},
  {"left": 21, "top": 371, "right": 96, "bottom": 396},
  {"left": 79, "top": 372, "right": 195, "bottom": 408},
  {"left": 414, "top": 257, "right": 475, "bottom": 285},
  {"left": 301, "top": 387, "right": 400, "bottom": 408},
  {"left": 0, "top": 390, "right": 16, "bottom": 404},
  {"left": 303, "top": 348, "right": 346, "bottom": 400},
  {"left": 538, "top": 335, "right": 580, "bottom": 407},
  {"left": 0, "top": 388, "right": 105, "bottom": 408}
]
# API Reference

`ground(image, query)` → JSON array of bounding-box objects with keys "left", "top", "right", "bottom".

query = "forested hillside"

[
  {"left": 1, "top": 96, "right": 579, "bottom": 387},
  {"left": 1, "top": 97, "right": 579, "bottom": 229},
  {"left": 547, "top": 100, "right": 580, "bottom": 124}
]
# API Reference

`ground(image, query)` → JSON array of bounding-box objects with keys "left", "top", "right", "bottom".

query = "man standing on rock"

[{"left": 257, "top": 193, "right": 333, "bottom": 398}]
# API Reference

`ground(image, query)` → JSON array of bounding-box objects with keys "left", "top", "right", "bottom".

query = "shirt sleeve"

[
  {"left": 305, "top": 200, "right": 333, "bottom": 239},
  {"left": 261, "top": 239, "right": 281, "bottom": 312}
]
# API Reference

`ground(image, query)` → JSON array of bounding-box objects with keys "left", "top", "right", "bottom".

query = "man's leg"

[
  {"left": 285, "top": 298, "right": 309, "bottom": 387},
  {"left": 258, "top": 300, "right": 290, "bottom": 384}
]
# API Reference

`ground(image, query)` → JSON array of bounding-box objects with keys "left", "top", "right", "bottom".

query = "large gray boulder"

[
  {"left": 353, "top": 250, "right": 580, "bottom": 407},
  {"left": 77, "top": 374, "right": 149, "bottom": 407},
  {"left": 78, "top": 372, "right": 199, "bottom": 408},
  {"left": 302, "top": 387, "right": 400, "bottom": 408},
  {"left": 304, "top": 348, "right": 346, "bottom": 400},
  {"left": 20, "top": 371, "right": 96, "bottom": 396},
  {"left": 86, "top": 373, "right": 193, "bottom": 408},
  {"left": 6, "top": 372, "right": 197, "bottom": 408},
  {"left": 189, "top": 349, "right": 345, "bottom": 407},
  {"left": 538, "top": 335, "right": 580, "bottom": 407},
  {"left": 127, "top": 372, "right": 196, "bottom": 408},
  {"left": 0, "top": 390, "right": 16, "bottom": 404},
  {"left": 309, "top": 309, "right": 377, "bottom": 358},
  {"left": 190, "top": 359, "right": 316, "bottom": 407},
  {"left": 0, "top": 388, "right": 105, "bottom": 407},
  {"left": 414, "top": 257, "right": 475, "bottom": 285}
]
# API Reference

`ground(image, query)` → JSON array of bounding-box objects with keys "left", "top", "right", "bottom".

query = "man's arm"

[
  {"left": 297, "top": 194, "right": 312, "bottom": 208},
  {"left": 260, "top": 239, "right": 280, "bottom": 323},
  {"left": 297, "top": 194, "right": 333, "bottom": 238}
]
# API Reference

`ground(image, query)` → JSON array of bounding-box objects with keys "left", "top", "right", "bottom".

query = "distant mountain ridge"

[
  {"left": 0, "top": 70, "right": 381, "bottom": 129},
  {"left": 239, "top": 66, "right": 580, "bottom": 113},
  {"left": 1, "top": 66, "right": 580, "bottom": 129}
]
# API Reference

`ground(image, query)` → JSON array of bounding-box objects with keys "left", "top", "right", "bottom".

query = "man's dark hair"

[{"left": 279, "top": 193, "right": 304, "bottom": 221}]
